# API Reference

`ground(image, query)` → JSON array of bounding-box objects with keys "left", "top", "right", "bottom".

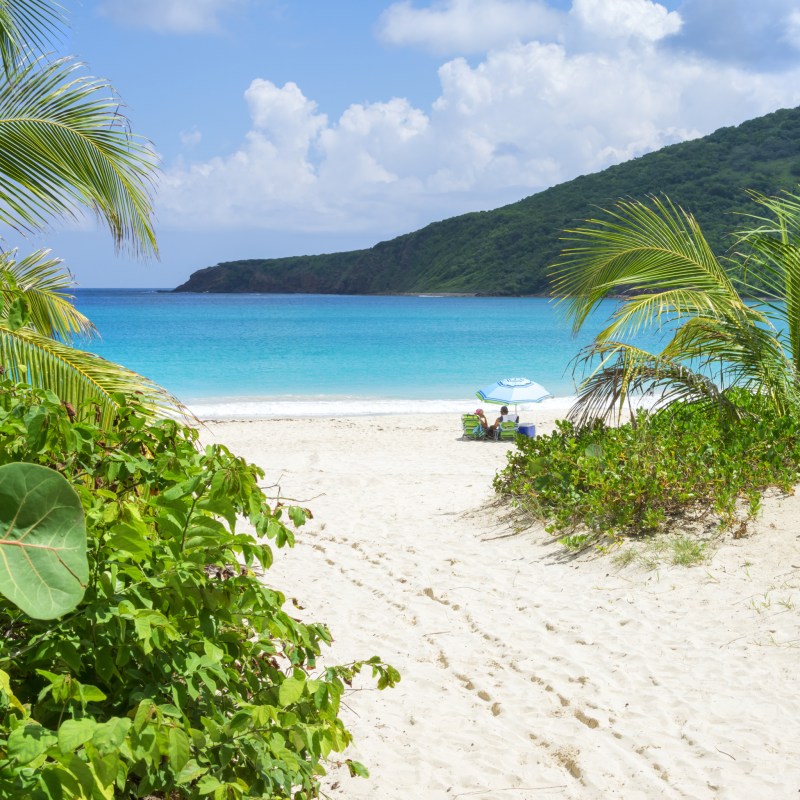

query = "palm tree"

[
  {"left": 0, "top": 0, "right": 183, "bottom": 422},
  {"left": 0, "top": 1, "right": 157, "bottom": 256},
  {"left": 551, "top": 193, "right": 800, "bottom": 425},
  {"left": 0, "top": 250, "right": 181, "bottom": 425}
]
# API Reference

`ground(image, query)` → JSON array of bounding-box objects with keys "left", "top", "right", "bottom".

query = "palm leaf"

[
  {"left": 0, "top": 248, "right": 95, "bottom": 340},
  {"left": 0, "top": 0, "right": 63, "bottom": 77},
  {"left": 552, "top": 195, "right": 742, "bottom": 339},
  {"left": 734, "top": 190, "right": 800, "bottom": 372},
  {"left": 664, "top": 313, "right": 800, "bottom": 413},
  {"left": 568, "top": 340, "right": 734, "bottom": 427},
  {"left": 0, "top": 323, "right": 185, "bottom": 427},
  {"left": 0, "top": 56, "right": 158, "bottom": 257}
]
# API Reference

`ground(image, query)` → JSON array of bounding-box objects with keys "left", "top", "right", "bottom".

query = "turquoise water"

[{"left": 73, "top": 290, "right": 660, "bottom": 417}]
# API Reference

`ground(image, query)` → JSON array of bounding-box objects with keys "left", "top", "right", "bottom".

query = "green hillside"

[{"left": 174, "top": 106, "right": 800, "bottom": 295}]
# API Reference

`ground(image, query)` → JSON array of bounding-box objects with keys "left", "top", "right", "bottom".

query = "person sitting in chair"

[{"left": 489, "top": 406, "right": 519, "bottom": 437}]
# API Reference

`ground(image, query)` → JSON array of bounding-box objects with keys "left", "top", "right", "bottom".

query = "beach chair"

[
  {"left": 494, "top": 419, "right": 518, "bottom": 441},
  {"left": 461, "top": 413, "right": 486, "bottom": 440}
]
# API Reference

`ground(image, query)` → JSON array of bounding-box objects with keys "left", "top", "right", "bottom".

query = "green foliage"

[
  {"left": 0, "top": 4, "right": 158, "bottom": 257},
  {"left": 670, "top": 535, "right": 707, "bottom": 567},
  {"left": 0, "top": 462, "right": 87, "bottom": 619},
  {"left": 0, "top": 249, "right": 186, "bottom": 426},
  {"left": 494, "top": 392, "right": 800, "bottom": 547},
  {"left": 0, "top": 0, "right": 174, "bottom": 424},
  {"left": 175, "top": 106, "right": 800, "bottom": 296},
  {"left": 551, "top": 187, "right": 800, "bottom": 424},
  {"left": 0, "top": 382, "right": 398, "bottom": 798}
]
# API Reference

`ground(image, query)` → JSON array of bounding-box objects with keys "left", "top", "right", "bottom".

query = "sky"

[{"left": 17, "top": 0, "right": 800, "bottom": 287}]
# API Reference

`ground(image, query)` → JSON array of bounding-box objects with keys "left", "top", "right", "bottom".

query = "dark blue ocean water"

[{"left": 72, "top": 290, "right": 660, "bottom": 416}]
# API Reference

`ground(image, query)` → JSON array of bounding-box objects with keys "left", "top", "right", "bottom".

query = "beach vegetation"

[
  {"left": 0, "top": 1, "right": 157, "bottom": 257},
  {"left": 495, "top": 392, "right": 800, "bottom": 547},
  {"left": 0, "top": 6, "right": 396, "bottom": 798},
  {"left": 552, "top": 190, "right": 800, "bottom": 424},
  {"left": 0, "top": 1, "right": 177, "bottom": 423},
  {"left": 0, "top": 248, "right": 183, "bottom": 424},
  {"left": 0, "top": 382, "right": 399, "bottom": 798},
  {"left": 612, "top": 535, "right": 708, "bottom": 571},
  {"left": 495, "top": 187, "right": 800, "bottom": 549},
  {"left": 670, "top": 535, "right": 707, "bottom": 566}
]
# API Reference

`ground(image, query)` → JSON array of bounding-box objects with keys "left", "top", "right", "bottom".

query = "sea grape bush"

[
  {"left": 0, "top": 381, "right": 398, "bottom": 799},
  {"left": 495, "top": 393, "right": 800, "bottom": 547}
]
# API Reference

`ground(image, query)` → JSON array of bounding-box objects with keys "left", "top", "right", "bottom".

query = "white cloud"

[
  {"left": 245, "top": 80, "right": 328, "bottom": 152},
  {"left": 179, "top": 129, "right": 202, "bottom": 147},
  {"left": 570, "top": 0, "right": 681, "bottom": 42},
  {"left": 98, "top": 0, "right": 246, "bottom": 34},
  {"left": 785, "top": 10, "right": 800, "bottom": 50},
  {"left": 377, "top": 0, "right": 680, "bottom": 54},
  {"left": 158, "top": 1, "right": 800, "bottom": 237},
  {"left": 378, "top": 0, "right": 562, "bottom": 54}
]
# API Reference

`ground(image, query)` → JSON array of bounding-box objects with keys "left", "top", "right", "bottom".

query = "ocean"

[{"left": 72, "top": 290, "right": 652, "bottom": 418}]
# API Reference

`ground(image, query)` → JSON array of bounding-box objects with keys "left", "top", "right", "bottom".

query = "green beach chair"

[
  {"left": 494, "top": 419, "right": 519, "bottom": 441},
  {"left": 461, "top": 413, "right": 486, "bottom": 440}
]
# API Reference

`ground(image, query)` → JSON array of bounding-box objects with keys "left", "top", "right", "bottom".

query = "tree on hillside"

[
  {"left": 551, "top": 192, "right": 800, "bottom": 425},
  {"left": 0, "top": 0, "right": 180, "bottom": 422}
]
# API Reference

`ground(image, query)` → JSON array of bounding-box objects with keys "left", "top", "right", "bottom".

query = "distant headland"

[{"left": 173, "top": 106, "right": 800, "bottom": 296}]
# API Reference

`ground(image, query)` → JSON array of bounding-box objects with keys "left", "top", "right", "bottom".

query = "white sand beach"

[{"left": 200, "top": 407, "right": 800, "bottom": 799}]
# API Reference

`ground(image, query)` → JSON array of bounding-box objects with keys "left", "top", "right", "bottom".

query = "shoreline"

[
  {"left": 187, "top": 395, "right": 579, "bottom": 421},
  {"left": 199, "top": 413, "right": 800, "bottom": 798}
]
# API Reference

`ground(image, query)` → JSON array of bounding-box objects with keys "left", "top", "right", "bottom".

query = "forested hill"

[{"left": 174, "top": 106, "right": 800, "bottom": 296}]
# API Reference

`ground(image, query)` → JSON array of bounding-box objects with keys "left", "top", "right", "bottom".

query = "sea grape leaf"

[
  {"left": 278, "top": 674, "right": 305, "bottom": 706},
  {"left": 7, "top": 723, "right": 58, "bottom": 764},
  {"left": 58, "top": 718, "right": 98, "bottom": 753},
  {"left": 0, "top": 462, "right": 88, "bottom": 619},
  {"left": 583, "top": 444, "right": 605, "bottom": 459},
  {"left": 167, "top": 727, "right": 191, "bottom": 770},
  {"left": 91, "top": 717, "right": 132, "bottom": 756}
]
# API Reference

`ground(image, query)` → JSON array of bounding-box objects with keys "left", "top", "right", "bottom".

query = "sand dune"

[{"left": 200, "top": 410, "right": 800, "bottom": 799}]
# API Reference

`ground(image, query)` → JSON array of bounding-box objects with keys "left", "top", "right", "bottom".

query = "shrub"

[
  {"left": 494, "top": 392, "right": 800, "bottom": 547},
  {"left": 0, "top": 382, "right": 398, "bottom": 798}
]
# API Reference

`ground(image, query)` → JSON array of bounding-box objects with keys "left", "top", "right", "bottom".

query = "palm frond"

[
  {"left": 0, "top": 248, "right": 95, "bottom": 340},
  {"left": 568, "top": 341, "right": 734, "bottom": 428},
  {"left": 595, "top": 285, "right": 748, "bottom": 344},
  {"left": 663, "top": 313, "right": 800, "bottom": 414},
  {"left": 554, "top": 191, "right": 800, "bottom": 425},
  {"left": 0, "top": 0, "right": 63, "bottom": 77},
  {"left": 552, "top": 195, "right": 742, "bottom": 337},
  {"left": 732, "top": 190, "right": 800, "bottom": 371},
  {"left": 0, "top": 323, "right": 186, "bottom": 427},
  {"left": 0, "top": 56, "right": 158, "bottom": 257}
]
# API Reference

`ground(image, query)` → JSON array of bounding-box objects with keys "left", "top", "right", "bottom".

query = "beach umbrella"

[{"left": 476, "top": 376, "right": 552, "bottom": 409}]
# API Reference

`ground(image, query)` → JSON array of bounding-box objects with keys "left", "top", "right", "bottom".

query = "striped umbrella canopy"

[{"left": 476, "top": 376, "right": 552, "bottom": 407}]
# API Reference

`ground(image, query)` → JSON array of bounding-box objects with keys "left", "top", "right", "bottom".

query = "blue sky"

[{"left": 21, "top": 0, "right": 800, "bottom": 287}]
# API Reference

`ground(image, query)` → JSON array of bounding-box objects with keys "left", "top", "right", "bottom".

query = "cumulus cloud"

[
  {"left": 98, "top": 0, "right": 247, "bottom": 34},
  {"left": 377, "top": 0, "right": 562, "bottom": 54},
  {"left": 158, "top": 0, "right": 800, "bottom": 236},
  {"left": 377, "top": 0, "right": 681, "bottom": 54},
  {"left": 569, "top": 0, "right": 681, "bottom": 43}
]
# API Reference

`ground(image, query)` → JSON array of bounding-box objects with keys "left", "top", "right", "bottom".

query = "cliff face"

[{"left": 173, "top": 106, "right": 800, "bottom": 295}]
